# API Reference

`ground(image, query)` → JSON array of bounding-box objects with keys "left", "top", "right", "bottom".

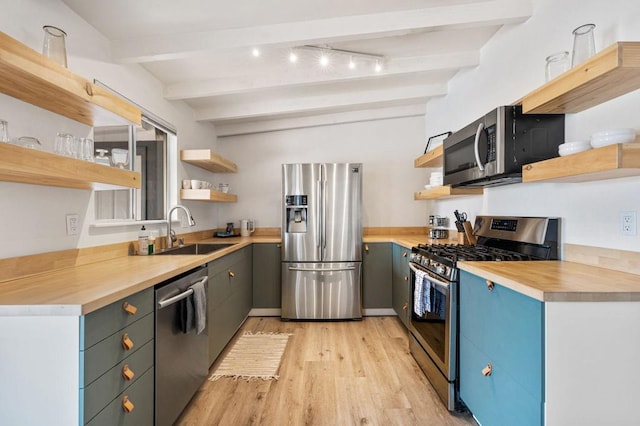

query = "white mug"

[{"left": 240, "top": 219, "right": 255, "bottom": 237}]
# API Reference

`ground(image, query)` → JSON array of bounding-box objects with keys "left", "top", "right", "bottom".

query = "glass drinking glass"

[
  {"left": 571, "top": 24, "right": 596, "bottom": 67},
  {"left": 0, "top": 120, "right": 8, "bottom": 143},
  {"left": 55, "top": 132, "right": 73, "bottom": 156},
  {"left": 545, "top": 51, "right": 569, "bottom": 81},
  {"left": 79, "top": 138, "right": 94, "bottom": 162},
  {"left": 42, "top": 25, "right": 68, "bottom": 68}
]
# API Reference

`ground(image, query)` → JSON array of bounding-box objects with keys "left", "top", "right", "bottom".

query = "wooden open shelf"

[
  {"left": 414, "top": 145, "right": 444, "bottom": 168},
  {"left": 414, "top": 185, "right": 483, "bottom": 200},
  {"left": 519, "top": 42, "right": 640, "bottom": 114},
  {"left": 180, "top": 189, "right": 237, "bottom": 202},
  {"left": 0, "top": 32, "right": 141, "bottom": 127},
  {"left": 0, "top": 143, "right": 140, "bottom": 190},
  {"left": 180, "top": 150, "right": 237, "bottom": 173},
  {"left": 522, "top": 143, "right": 640, "bottom": 183}
]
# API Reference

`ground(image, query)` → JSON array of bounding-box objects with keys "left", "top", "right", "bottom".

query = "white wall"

[
  {"left": 423, "top": 0, "right": 640, "bottom": 253},
  {"left": 214, "top": 116, "right": 426, "bottom": 229},
  {"left": 0, "top": 0, "right": 220, "bottom": 258}
]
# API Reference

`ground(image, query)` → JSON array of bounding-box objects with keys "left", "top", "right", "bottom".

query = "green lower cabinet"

[
  {"left": 252, "top": 243, "right": 282, "bottom": 309},
  {"left": 362, "top": 243, "right": 392, "bottom": 309},
  {"left": 459, "top": 270, "right": 544, "bottom": 426},
  {"left": 207, "top": 245, "right": 253, "bottom": 365},
  {"left": 391, "top": 244, "right": 411, "bottom": 327}
]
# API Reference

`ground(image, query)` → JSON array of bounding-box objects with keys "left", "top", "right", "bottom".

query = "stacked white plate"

[
  {"left": 590, "top": 128, "right": 636, "bottom": 148},
  {"left": 429, "top": 171, "right": 443, "bottom": 186},
  {"left": 558, "top": 141, "right": 591, "bottom": 156}
]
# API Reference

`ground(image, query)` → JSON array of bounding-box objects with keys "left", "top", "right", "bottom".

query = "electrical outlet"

[
  {"left": 66, "top": 214, "right": 79, "bottom": 236},
  {"left": 621, "top": 211, "right": 637, "bottom": 236}
]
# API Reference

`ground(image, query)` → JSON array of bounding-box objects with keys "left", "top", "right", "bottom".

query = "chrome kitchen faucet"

[{"left": 166, "top": 205, "right": 196, "bottom": 248}]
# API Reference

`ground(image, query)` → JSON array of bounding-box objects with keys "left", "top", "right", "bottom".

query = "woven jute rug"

[{"left": 208, "top": 331, "right": 292, "bottom": 381}]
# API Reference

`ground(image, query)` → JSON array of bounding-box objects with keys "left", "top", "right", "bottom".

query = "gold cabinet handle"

[
  {"left": 482, "top": 363, "right": 493, "bottom": 377},
  {"left": 364, "top": 244, "right": 369, "bottom": 252},
  {"left": 122, "top": 364, "right": 135, "bottom": 381},
  {"left": 402, "top": 251, "right": 407, "bottom": 257},
  {"left": 228, "top": 270, "right": 235, "bottom": 278},
  {"left": 404, "top": 276, "right": 408, "bottom": 281},
  {"left": 122, "top": 301, "right": 137, "bottom": 315},
  {"left": 276, "top": 243, "right": 282, "bottom": 248},
  {"left": 486, "top": 280, "right": 494, "bottom": 292},
  {"left": 121, "top": 333, "right": 134, "bottom": 351},
  {"left": 122, "top": 395, "right": 135, "bottom": 413},
  {"left": 402, "top": 302, "right": 408, "bottom": 311}
]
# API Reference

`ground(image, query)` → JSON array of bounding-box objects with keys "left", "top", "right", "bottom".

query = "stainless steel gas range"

[{"left": 408, "top": 216, "right": 559, "bottom": 411}]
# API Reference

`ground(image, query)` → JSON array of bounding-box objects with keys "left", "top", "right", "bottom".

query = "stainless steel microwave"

[{"left": 443, "top": 105, "right": 564, "bottom": 187}]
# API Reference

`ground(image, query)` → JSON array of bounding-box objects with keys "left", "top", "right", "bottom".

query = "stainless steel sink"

[{"left": 155, "top": 243, "right": 236, "bottom": 255}]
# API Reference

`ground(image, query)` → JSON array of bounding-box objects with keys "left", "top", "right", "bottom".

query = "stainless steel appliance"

[
  {"left": 155, "top": 266, "right": 209, "bottom": 425},
  {"left": 409, "top": 216, "right": 559, "bottom": 411},
  {"left": 443, "top": 105, "right": 565, "bottom": 188},
  {"left": 281, "top": 163, "right": 363, "bottom": 320}
]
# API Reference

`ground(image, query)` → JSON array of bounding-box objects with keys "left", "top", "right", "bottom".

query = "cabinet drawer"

[
  {"left": 81, "top": 313, "right": 154, "bottom": 386},
  {"left": 208, "top": 246, "right": 250, "bottom": 275},
  {"left": 81, "top": 288, "right": 154, "bottom": 349},
  {"left": 459, "top": 271, "right": 543, "bottom": 399},
  {"left": 86, "top": 367, "right": 154, "bottom": 426},
  {"left": 82, "top": 340, "right": 154, "bottom": 423},
  {"left": 460, "top": 335, "right": 542, "bottom": 426}
]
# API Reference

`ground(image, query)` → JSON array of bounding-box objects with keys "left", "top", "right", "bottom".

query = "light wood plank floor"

[{"left": 178, "top": 316, "right": 476, "bottom": 426}]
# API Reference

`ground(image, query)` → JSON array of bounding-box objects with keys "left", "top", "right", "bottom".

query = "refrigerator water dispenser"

[{"left": 285, "top": 195, "right": 308, "bottom": 233}]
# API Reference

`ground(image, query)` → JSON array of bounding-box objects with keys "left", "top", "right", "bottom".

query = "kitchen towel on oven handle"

[{"left": 413, "top": 269, "right": 431, "bottom": 316}]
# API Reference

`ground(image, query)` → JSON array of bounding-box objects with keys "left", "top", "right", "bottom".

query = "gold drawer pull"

[
  {"left": 402, "top": 251, "right": 407, "bottom": 257},
  {"left": 482, "top": 363, "right": 493, "bottom": 377},
  {"left": 228, "top": 270, "right": 235, "bottom": 278},
  {"left": 122, "top": 395, "right": 135, "bottom": 413},
  {"left": 122, "top": 364, "right": 135, "bottom": 381},
  {"left": 364, "top": 244, "right": 369, "bottom": 252},
  {"left": 121, "top": 333, "right": 134, "bottom": 351},
  {"left": 486, "top": 280, "right": 494, "bottom": 291},
  {"left": 122, "top": 302, "right": 137, "bottom": 315},
  {"left": 404, "top": 276, "right": 408, "bottom": 281},
  {"left": 402, "top": 302, "right": 408, "bottom": 311},
  {"left": 276, "top": 243, "right": 282, "bottom": 248}
]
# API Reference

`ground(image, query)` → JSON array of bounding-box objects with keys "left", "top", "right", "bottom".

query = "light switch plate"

[{"left": 66, "top": 214, "right": 79, "bottom": 236}]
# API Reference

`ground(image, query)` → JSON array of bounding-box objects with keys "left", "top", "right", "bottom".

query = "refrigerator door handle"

[
  {"left": 316, "top": 178, "right": 322, "bottom": 259},
  {"left": 321, "top": 173, "right": 326, "bottom": 255},
  {"left": 288, "top": 266, "right": 356, "bottom": 272}
]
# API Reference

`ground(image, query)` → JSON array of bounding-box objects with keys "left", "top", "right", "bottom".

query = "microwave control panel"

[{"left": 486, "top": 125, "right": 497, "bottom": 162}]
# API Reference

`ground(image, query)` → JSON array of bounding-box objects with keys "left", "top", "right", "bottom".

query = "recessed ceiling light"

[
  {"left": 319, "top": 54, "right": 329, "bottom": 67},
  {"left": 289, "top": 52, "right": 298, "bottom": 63},
  {"left": 348, "top": 56, "right": 356, "bottom": 70},
  {"left": 251, "top": 48, "right": 261, "bottom": 58},
  {"left": 374, "top": 60, "right": 382, "bottom": 73}
]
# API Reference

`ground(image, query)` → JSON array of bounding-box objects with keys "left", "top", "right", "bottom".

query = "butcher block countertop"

[{"left": 459, "top": 261, "right": 640, "bottom": 302}]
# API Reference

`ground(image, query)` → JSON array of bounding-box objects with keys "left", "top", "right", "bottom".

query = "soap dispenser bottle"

[{"left": 138, "top": 225, "right": 149, "bottom": 255}]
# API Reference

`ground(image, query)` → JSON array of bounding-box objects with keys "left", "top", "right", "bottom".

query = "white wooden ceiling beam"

[
  {"left": 214, "top": 104, "right": 427, "bottom": 137},
  {"left": 164, "top": 51, "right": 478, "bottom": 100},
  {"left": 112, "top": 0, "right": 532, "bottom": 63},
  {"left": 193, "top": 83, "right": 447, "bottom": 122}
]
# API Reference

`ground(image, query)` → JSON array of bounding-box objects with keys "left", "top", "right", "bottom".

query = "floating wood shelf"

[
  {"left": 414, "top": 186, "right": 483, "bottom": 200},
  {"left": 0, "top": 143, "right": 140, "bottom": 190},
  {"left": 180, "top": 189, "right": 237, "bottom": 202},
  {"left": 519, "top": 41, "right": 640, "bottom": 114},
  {"left": 180, "top": 150, "right": 237, "bottom": 173},
  {"left": 0, "top": 32, "right": 141, "bottom": 127},
  {"left": 522, "top": 143, "right": 640, "bottom": 183},
  {"left": 414, "top": 145, "right": 444, "bottom": 168}
]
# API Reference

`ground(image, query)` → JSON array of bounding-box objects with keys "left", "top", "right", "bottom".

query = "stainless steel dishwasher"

[{"left": 155, "top": 265, "right": 209, "bottom": 426}]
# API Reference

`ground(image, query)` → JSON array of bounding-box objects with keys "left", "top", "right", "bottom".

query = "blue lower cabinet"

[{"left": 459, "top": 270, "right": 544, "bottom": 426}]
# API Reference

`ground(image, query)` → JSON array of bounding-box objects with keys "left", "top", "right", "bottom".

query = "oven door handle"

[
  {"left": 409, "top": 263, "right": 451, "bottom": 292},
  {"left": 474, "top": 122, "right": 485, "bottom": 172}
]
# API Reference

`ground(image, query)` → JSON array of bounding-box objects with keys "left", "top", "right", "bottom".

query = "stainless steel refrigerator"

[{"left": 281, "top": 163, "right": 362, "bottom": 320}]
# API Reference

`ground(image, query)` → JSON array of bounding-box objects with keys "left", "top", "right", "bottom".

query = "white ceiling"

[{"left": 62, "top": 0, "right": 532, "bottom": 135}]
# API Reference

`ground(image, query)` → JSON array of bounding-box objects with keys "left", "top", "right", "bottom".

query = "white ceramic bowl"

[
  {"left": 590, "top": 128, "right": 636, "bottom": 148},
  {"left": 558, "top": 141, "right": 591, "bottom": 156}
]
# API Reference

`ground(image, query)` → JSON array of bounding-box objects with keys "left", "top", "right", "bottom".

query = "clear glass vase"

[
  {"left": 545, "top": 51, "right": 569, "bottom": 81},
  {"left": 42, "top": 25, "right": 68, "bottom": 67},
  {"left": 571, "top": 23, "right": 596, "bottom": 67}
]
